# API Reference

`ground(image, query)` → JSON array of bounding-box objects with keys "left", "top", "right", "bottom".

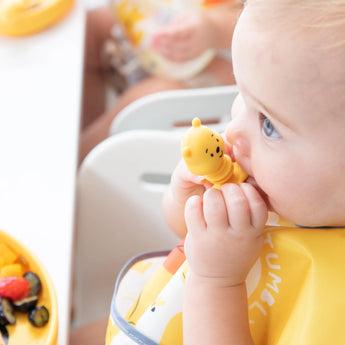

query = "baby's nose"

[
  {"left": 225, "top": 94, "right": 250, "bottom": 157},
  {"left": 225, "top": 122, "right": 250, "bottom": 158}
]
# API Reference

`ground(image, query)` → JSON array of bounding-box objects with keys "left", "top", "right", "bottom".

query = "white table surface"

[{"left": 0, "top": 1, "right": 85, "bottom": 344}]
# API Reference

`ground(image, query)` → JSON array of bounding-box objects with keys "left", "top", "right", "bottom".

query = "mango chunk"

[
  {"left": 0, "top": 242, "right": 18, "bottom": 264},
  {"left": 0, "top": 257, "right": 5, "bottom": 270},
  {"left": 0, "top": 263, "right": 23, "bottom": 278}
]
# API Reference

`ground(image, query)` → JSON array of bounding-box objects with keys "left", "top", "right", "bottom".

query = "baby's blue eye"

[{"left": 260, "top": 114, "right": 281, "bottom": 138}]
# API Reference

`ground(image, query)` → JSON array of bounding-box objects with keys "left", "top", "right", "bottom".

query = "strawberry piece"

[{"left": 0, "top": 276, "right": 30, "bottom": 301}]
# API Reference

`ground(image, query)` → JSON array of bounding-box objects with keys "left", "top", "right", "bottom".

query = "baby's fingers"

[
  {"left": 240, "top": 183, "right": 268, "bottom": 229},
  {"left": 202, "top": 188, "right": 229, "bottom": 232},
  {"left": 185, "top": 195, "right": 206, "bottom": 235},
  {"left": 221, "top": 184, "right": 251, "bottom": 230},
  {"left": 221, "top": 183, "right": 267, "bottom": 232}
]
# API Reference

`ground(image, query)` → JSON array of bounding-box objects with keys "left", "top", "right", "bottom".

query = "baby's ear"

[{"left": 182, "top": 147, "right": 192, "bottom": 159}]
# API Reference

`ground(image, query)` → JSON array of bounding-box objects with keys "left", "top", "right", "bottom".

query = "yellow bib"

[{"left": 106, "top": 226, "right": 345, "bottom": 345}]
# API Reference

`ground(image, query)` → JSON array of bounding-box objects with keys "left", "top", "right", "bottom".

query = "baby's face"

[{"left": 226, "top": 5, "right": 345, "bottom": 227}]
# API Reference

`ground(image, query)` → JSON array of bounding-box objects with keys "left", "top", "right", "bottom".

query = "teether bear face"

[
  {"left": 205, "top": 132, "right": 224, "bottom": 160},
  {"left": 181, "top": 118, "right": 225, "bottom": 176}
]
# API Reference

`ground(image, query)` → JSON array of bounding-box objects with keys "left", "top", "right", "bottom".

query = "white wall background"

[{"left": 85, "top": 0, "right": 108, "bottom": 9}]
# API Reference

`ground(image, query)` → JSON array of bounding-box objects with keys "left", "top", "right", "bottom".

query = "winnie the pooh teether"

[{"left": 181, "top": 117, "right": 248, "bottom": 189}]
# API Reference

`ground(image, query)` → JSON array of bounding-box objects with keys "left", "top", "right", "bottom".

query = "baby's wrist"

[{"left": 186, "top": 270, "right": 246, "bottom": 289}]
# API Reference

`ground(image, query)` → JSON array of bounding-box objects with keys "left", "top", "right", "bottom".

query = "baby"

[{"left": 163, "top": 0, "right": 345, "bottom": 344}]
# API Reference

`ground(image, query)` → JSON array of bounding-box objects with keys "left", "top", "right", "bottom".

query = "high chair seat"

[{"left": 74, "top": 130, "right": 181, "bottom": 326}]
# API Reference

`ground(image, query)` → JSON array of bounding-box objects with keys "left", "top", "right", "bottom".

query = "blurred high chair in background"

[
  {"left": 73, "top": 85, "right": 239, "bottom": 327},
  {"left": 110, "top": 85, "right": 238, "bottom": 134}
]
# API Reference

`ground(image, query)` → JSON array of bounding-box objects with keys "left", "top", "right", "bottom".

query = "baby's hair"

[{"left": 245, "top": 0, "right": 345, "bottom": 49}]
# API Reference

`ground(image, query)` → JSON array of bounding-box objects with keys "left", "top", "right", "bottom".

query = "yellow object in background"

[{"left": 0, "top": 0, "right": 74, "bottom": 36}]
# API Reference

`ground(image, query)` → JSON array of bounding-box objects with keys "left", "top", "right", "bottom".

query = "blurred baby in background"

[{"left": 79, "top": 0, "right": 243, "bottom": 163}]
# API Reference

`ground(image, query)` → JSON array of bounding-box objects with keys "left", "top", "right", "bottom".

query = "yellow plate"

[
  {"left": 0, "top": 0, "right": 74, "bottom": 36},
  {"left": 0, "top": 229, "right": 58, "bottom": 345}
]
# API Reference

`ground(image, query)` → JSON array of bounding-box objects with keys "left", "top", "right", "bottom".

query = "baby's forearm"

[
  {"left": 184, "top": 274, "right": 254, "bottom": 345},
  {"left": 203, "top": 2, "right": 243, "bottom": 50}
]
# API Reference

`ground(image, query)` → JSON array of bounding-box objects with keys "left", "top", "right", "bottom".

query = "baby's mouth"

[
  {"left": 245, "top": 176, "right": 268, "bottom": 204},
  {"left": 231, "top": 147, "right": 270, "bottom": 208},
  {"left": 245, "top": 175, "right": 258, "bottom": 187}
]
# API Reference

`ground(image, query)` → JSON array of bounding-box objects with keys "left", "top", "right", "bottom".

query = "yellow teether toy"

[
  {"left": 0, "top": 0, "right": 74, "bottom": 36},
  {"left": 181, "top": 117, "right": 248, "bottom": 189}
]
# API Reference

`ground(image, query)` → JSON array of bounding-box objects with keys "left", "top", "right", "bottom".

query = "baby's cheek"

[
  {"left": 253, "top": 165, "right": 283, "bottom": 202},
  {"left": 258, "top": 170, "right": 298, "bottom": 217}
]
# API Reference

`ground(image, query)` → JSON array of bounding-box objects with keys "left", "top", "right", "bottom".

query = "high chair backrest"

[
  {"left": 74, "top": 85, "right": 238, "bottom": 327},
  {"left": 74, "top": 130, "right": 181, "bottom": 327},
  {"left": 110, "top": 85, "right": 238, "bottom": 135}
]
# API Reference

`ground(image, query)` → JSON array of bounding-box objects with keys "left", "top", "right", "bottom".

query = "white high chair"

[
  {"left": 74, "top": 130, "right": 182, "bottom": 326},
  {"left": 110, "top": 85, "right": 238, "bottom": 134},
  {"left": 73, "top": 85, "right": 238, "bottom": 327}
]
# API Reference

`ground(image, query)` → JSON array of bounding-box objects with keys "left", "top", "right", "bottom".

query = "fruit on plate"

[
  {"left": 0, "top": 324, "right": 9, "bottom": 345},
  {"left": 23, "top": 272, "right": 41, "bottom": 297},
  {"left": 0, "top": 231, "right": 57, "bottom": 345},
  {"left": 0, "top": 239, "right": 51, "bottom": 345},
  {"left": 29, "top": 306, "right": 49, "bottom": 327},
  {"left": 0, "top": 298, "right": 16, "bottom": 325},
  {"left": 13, "top": 295, "right": 38, "bottom": 313},
  {"left": 0, "top": 277, "right": 30, "bottom": 301}
]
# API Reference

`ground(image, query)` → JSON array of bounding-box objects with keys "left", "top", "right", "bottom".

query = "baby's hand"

[
  {"left": 150, "top": 11, "right": 212, "bottom": 63},
  {"left": 170, "top": 159, "right": 211, "bottom": 206},
  {"left": 184, "top": 183, "right": 267, "bottom": 287}
]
